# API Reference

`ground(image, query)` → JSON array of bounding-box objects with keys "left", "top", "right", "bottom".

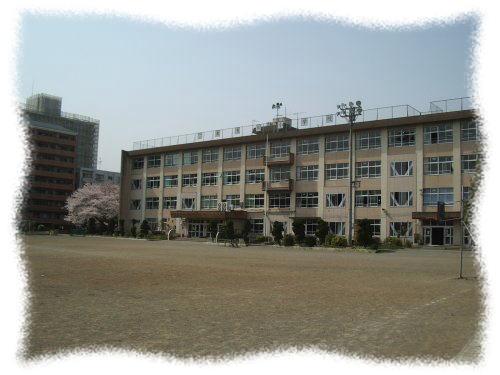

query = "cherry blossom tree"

[{"left": 65, "top": 182, "right": 119, "bottom": 230}]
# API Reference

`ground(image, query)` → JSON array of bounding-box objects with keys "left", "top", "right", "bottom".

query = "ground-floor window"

[
  {"left": 356, "top": 219, "right": 380, "bottom": 236},
  {"left": 249, "top": 219, "right": 264, "bottom": 235},
  {"left": 329, "top": 221, "right": 345, "bottom": 236},
  {"left": 304, "top": 219, "right": 318, "bottom": 236},
  {"left": 389, "top": 222, "right": 413, "bottom": 238}
]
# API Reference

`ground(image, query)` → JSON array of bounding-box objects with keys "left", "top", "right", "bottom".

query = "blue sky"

[{"left": 17, "top": 15, "right": 476, "bottom": 171}]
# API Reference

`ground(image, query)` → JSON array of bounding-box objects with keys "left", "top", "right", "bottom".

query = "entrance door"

[
  {"left": 188, "top": 223, "right": 207, "bottom": 238},
  {"left": 431, "top": 227, "right": 444, "bottom": 245}
]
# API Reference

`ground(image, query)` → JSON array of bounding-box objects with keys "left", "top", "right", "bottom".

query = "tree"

[
  {"left": 241, "top": 219, "right": 252, "bottom": 246},
  {"left": 271, "top": 221, "right": 284, "bottom": 245},
  {"left": 208, "top": 220, "right": 219, "bottom": 241},
  {"left": 139, "top": 220, "right": 151, "bottom": 238},
  {"left": 130, "top": 219, "right": 139, "bottom": 237},
  {"left": 355, "top": 219, "right": 373, "bottom": 247},
  {"left": 65, "top": 183, "right": 119, "bottom": 233},
  {"left": 119, "top": 219, "right": 125, "bottom": 236},
  {"left": 315, "top": 219, "right": 329, "bottom": 245},
  {"left": 292, "top": 218, "right": 306, "bottom": 244}
]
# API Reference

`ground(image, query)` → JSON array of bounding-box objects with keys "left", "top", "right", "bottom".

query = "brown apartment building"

[
  {"left": 21, "top": 120, "right": 77, "bottom": 230},
  {"left": 119, "top": 97, "right": 479, "bottom": 246}
]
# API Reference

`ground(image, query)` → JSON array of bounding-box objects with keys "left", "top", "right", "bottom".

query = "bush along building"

[{"left": 119, "top": 97, "right": 479, "bottom": 246}]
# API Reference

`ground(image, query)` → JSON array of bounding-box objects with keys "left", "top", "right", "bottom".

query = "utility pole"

[{"left": 337, "top": 101, "right": 363, "bottom": 246}]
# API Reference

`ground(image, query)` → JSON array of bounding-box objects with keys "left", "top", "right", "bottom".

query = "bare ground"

[{"left": 21, "top": 235, "right": 483, "bottom": 362}]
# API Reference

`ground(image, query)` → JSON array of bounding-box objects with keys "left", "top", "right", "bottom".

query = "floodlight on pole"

[
  {"left": 272, "top": 102, "right": 283, "bottom": 118},
  {"left": 337, "top": 100, "right": 363, "bottom": 246}
]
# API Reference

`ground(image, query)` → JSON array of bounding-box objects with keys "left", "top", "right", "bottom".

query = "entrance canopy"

[
  {"left": 170, "top": 210, "right": 248, "bottom": 220},
  {"left": 412, "top": 211, "right": 460, "bottom": 221}
]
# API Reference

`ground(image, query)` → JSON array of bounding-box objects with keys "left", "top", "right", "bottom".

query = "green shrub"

[
  {"left": 208, "top": 220, "right": 218, "bottom": 240},
  {"left": 355, "top": 219, "right": 373, "bottom": 247},
  {"left": 254, "top": 235, "right": 267, "bottom": 243},
  {"left": 325, "top": 233, "right": 335, "bottom": 247},
  {"left": 37, "top": 224, "right": 45, "bottom": 231},
  {"left": 146, "top": 233, "right": 168, "bottom": 241},
  {"left": 383, "top": 237, "right": 404, "bottom": 248},
  {"left": 315, "top": 219, "right": 329, "bottom": 245},
  {"left": 303, "top": 235, "right": 317, "bottom": 247},
  {"left": 130, "top": 226, "right": 137, "bottom": 237},
  {"left": 330, "top": 235, "right": 347, "bottom": 248},
  {"left": 283, "top": 234, "right": 295, "bottom": 246},
  {"left": 404, "top": 239, "right": 413, "bottom": 248},
  {"left": 241, "top": 219, "right": 251, "bottom": 245}
]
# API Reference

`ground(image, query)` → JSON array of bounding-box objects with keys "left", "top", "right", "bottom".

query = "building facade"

[
  {"left": 119, "top": 98, "right": 479, "bottom": 246},
  {"left": 77, "top": 167, "right": 121, "bottom": 188},
  {"left": 21, "top": 120, "right": 77, "bottom": 230},
  {"left": 23, "top": 93, "right": 99, "bottom": 170}
]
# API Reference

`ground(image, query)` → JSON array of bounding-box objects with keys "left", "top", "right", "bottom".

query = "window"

[
  {"left": 424, "top": 124, "right": 453, "bottom": 144},
  {"left": 202, "top": 172, "right": 218, "bottom": 186},
  {"left": 462, "top": 186, "right": 470, "bottom": 201},
  {"left": 326, "top": 193, "right": 346, "bottom": 208},
  {"left": 163, "top": 196, "right": 177, "bottom": 209},
  {"left": 296, "top": 192, "right": 318, "bottom": 208},
  {"left": 325, "top": 163, "right": 349, "bottom": 180},
  {"left": 270, "top": 140, "right": 290, "bottom": 158},
  {"left": 356, "top": 131, "right": 381, "bottom": 149},
  {"left": 245, "top": 169, "right": 265, "bottom": 184},
  {"left": 183, "top": 151, "right": 198, "bottom": 165},
  {"left": 245, "top": 194, "right": 265, "bottom": 208},
  {"left": 356, "top": 161, "right": 381, "bottom": 178},
  {"left": 224, "top": 146, "right": 241, "bottom": 161},
  {"left": 182, "top": 197, "right": 196, "bottom": 209},
  {"left": 424, "top": 156, "right": 453, "bottom": 175},
  {"left": 390, "top": 222, "right": 413, "bottom": 238},
  {"left": 132, "top": 157, "right": 144, "bottom": 169},
  {"left": 145, "top": 197, "right": 159, "bottom": 210},
  {"left": 304, "top": 219, "right": 318, "bottom": 236},
  {"left": 296, "top": 165, "right": 319, "bottom": 181},
  {"left": 461, "top": 119, "right": 478, "bottom": 142},
  {"left": 325, "top": 133, "right": 349, "bottom": 152},
  {"left": 365, "top": 219, "right": 381, "bottom": 236},
  {"left": 223, "top": 170, "right": 240, "bottom": 185},
  {"left": 201, "top": 195, "right": 218, "bottom": 209},
  {"left": 388, "top": 128, "right": 416, "bottom": 147},
  {"left": 225, "top": 194, "right": 241, "bottom": 207},
  {"left": 165, "top": 152, "right": 180, "bottom": 167},
  {"left": 247, "top": 143, "right": 266, "bottom": 159},
  {"left": 130, "top": 179, "right": 142, "bottom": 190},
  {"left": 145, "top": 218, "right": 158, "bottom": 230},
  {"left": 297, "top": 138, "right": 319, "bottom": 155},
  {"left": 129, "top": 199, "right": 141, "bottom": 210},
  {"left": 329, "top": 222, "right": 345, "bottom": 236},
  {"left": 269, "top": 192, "right": 290, "bottom": 208},
  {"left": 147, "top": 155, "right": 161, "bottom": 168},
  {"left": 355, "top": 190, "right": 381, "bottom": 207},
  {"left": 390, "top": 161, "right": 413, "bottom": 177},
  {"left": 202, "top": 148, "right": 219, "bottom": 163},
  {"left": 250, "top": 219, "right": 264, "bottom": 235},
  {"left": 390, "top": 191, "right": 414, "bottom": 207},
  {"left": 146, "top": 176, "right": 160, "bottom": 189},
  {"left": 95, "top": 174, "right": 104, "bottom": 182},
  {"left": 423, "top": 188, "right": 454, "bottom": 206},
  {"left": 182, "top": 174, "right": 197, "bottom": 187},
  {"left": 164, "top": 175, "right": 178, "bottom": 188},
  {"left": 270, "top": 166, "right": 290, "bottom": 182},
  {"left": 461, "top": 154, "right": 478, "bottom": 173}
]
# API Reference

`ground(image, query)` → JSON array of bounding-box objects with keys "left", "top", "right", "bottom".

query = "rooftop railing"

[
  {"left": 20, "top": 103, "right": 100, "bottom": 124},
  {"left": 129, "top": 96, "right": 471, "bottom": 151}
]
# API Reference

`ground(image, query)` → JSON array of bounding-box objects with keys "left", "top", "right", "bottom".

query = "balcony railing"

[
  {"left": 263, "top": 152, "right": 294, "bottom": 166},
  {"left": 262, "top": 179, "right": 294, "bottom": 191},
  {"left": 131, "top": 96, "right": 473, "bottom": 151}
]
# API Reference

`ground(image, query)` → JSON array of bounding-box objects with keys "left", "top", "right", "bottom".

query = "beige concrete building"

[{"left": 119, "top": 97, "right": 478, "bottom": 246}]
